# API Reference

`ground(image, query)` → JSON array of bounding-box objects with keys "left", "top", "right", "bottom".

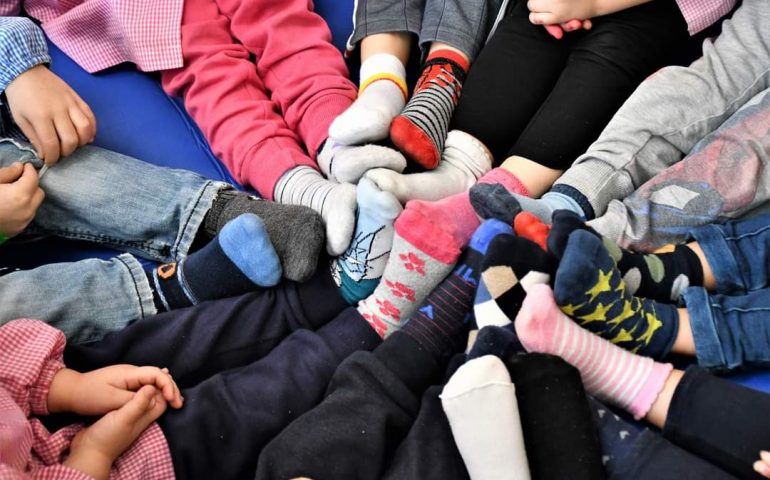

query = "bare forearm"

[{"left": 593, "top": 0, "right": 653, "bottom": 17}]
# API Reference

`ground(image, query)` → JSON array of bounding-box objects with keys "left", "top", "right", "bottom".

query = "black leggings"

[
  {"left": 663, "top": 366, "right": 770, "bottom": 479},
  {"left": 452, "top": 0, "right": 690, "bottom": 169}
]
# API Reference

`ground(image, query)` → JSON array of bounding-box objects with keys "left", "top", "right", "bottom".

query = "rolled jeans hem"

[
  {"left": 682, "top": 286, "right": 725, "bottom": 370},
  {"left": 690, "top": 224, "right": 744, "bottom": 295},
  {"left": 117, "top": 252, "right": 158, "bottom": 323},
  {"left": 175, "top": 180, "right": 224, "bottom": 259}
]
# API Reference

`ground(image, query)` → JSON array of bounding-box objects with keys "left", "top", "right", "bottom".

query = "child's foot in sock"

[
  {"left": 474, "top": 234, "right": 555, "bottom": 329},
  {"left": 317, "top": 140, "right": 406, "bottom": 184},
  {"left": 549, "top": 210, "right": 704, "bottom": 302},
  {"left": 504, "top": 353, "right": 606, "bottom": 480},
  {"left": 440, "top": 355, "right": 531, "bottom": 480},
  {"left": 204, "top": 189, "right": 324, "bottom": 282},
  {"left": 358, "top": 218, "right": 512, "bottom": 339},
  {"left": 470, "top": 183, "right": 584, "bottom": 224},
  {"left": 515, "top": 284, "right": 673, "bottom": 420},
  {"left": 554, "top": 230, "right": 679, "bottom": 358},
  {"left": 329, "top": 53, "right": 407, "bottom": 145},
  {"left": 149, "top": 214, "right": 281, "bottom": 311},
  {"left": 333, "top": 177, "right": 403, "bottom": 304},
  {"left": 390, "top": 50, "right": 469, "bottom": 169},
  {"left": 274, "top": 166, "right": 357, "bottom": 256},
  {"left": 365, "top": 130, "right": 492, "bottom": 203}
]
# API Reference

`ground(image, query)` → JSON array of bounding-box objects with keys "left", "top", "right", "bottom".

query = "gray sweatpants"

[
  {"left": 552, "top": 0, "right": 770, "bottom": 221},
  {"left": 346, "top": 0, "right": 508, "bottom": 60}
]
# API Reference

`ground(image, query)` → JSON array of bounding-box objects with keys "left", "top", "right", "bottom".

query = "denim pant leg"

[
  {"left": 690, "top": 212, "right": 770, "bottom": 295},
  {"left": 0, "top": 143, "right": 225, "bottom": 263},
  {"left": 0, "top": 253, "right": 153, "bottom": 344},
  {"left": 420, "top": 0, "right": 505, "bottom": 59},
  {"left": 684, "top": 286, "right": 770, "bottom": 371},
  {"left": 348, "top": 0, "right": 426, "bottom": 50}
]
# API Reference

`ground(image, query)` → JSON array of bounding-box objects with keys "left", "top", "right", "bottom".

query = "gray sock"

[
  {"left": 470, "top": 183, "right": 583, "bottom": 225},
  {"left": 205, "top": 189, "right": 325, "bottom": 282}
]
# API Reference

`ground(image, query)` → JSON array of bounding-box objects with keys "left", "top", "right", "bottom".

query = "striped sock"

[
  {"left": 515, "top": 284, "right": 673, "bottom": 420},
  {"left": 274, "top": 166, "right": 357, "bottom": 256},
  {"left": 390, "top": 50, "right": 469, "bottom": 169}
]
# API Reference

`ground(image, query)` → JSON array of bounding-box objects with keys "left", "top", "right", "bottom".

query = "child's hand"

[
  {"left": 543, "top": 19, "right": 593, "bottom": 39},
  {"left": 64, "top": 385, "right": 167, "bottom": 480},
  {"left": 0, "top": 162, "right": 44, "bottom": 238},
  {"left": 528, "top": 0, "right": 600, "bottom": 26},
  {"left": 4, "top": 65, "right": 96, "bottom": 165},
  {"left": 755, "top": 451, "right": 770, "bottom": 478},
  {"left": 48, "top": 365, "right": 183, "bottom": 416}
]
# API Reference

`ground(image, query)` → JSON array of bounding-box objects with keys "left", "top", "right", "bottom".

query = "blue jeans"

[
  {"left": 0, "top": 142, "right": 225, "bottom": 343},
  {"left": 683, "top": 212, "right": 770, "bottom": 370}
]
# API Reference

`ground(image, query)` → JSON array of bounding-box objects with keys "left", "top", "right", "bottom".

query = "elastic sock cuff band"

[{"left": 360, "top": 73, "right": 409, "bottom": 100}]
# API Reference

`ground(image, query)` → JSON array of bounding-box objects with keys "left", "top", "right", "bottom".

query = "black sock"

[
  {"left": 549, "top": 210, "right": 704, "bottom": 302},
  {"left": 504, "top": 353, "right": 605, "bottom": 480}
]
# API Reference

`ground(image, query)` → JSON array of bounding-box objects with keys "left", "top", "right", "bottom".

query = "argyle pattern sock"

[
  {"left": 549, "top": 210, "right": 704, "bottom": 301},
  {"left": 204, "top": 189, "right": 324, "bottom": 282},
  {"left": 474, "top": 234, "right": 555, "bottom": 329},
  {"left": 149, "top": 214, "right": 281, "bottom": 311},
  {"left": 554, "top": 230, "right": 679, "bottom": 358},
  {"left": 515, "top": 284, "right": 673, "bottom": 420},
  {"left": 390, "top": 50, "right": 469, "bottom": 169},
  {"left": 334, "top": 178, "right": 403, "bottom": 305}
]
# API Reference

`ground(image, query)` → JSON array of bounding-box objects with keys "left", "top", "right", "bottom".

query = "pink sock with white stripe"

[{"left": 514, "top": 284, "right": 672, "bottom": 420}]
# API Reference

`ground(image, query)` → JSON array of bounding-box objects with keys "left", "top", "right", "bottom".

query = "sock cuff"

[
  {"left": 359, "top": 72, "right": 409, "bottom": 100},
  {"left": 395, "top": 207, "right": 461, "bottom": 264},
  {"left": 479, "top": 168, "right": 530, "bottom": 197},
  {"left": 677, "top": 245, "right": 705, "bottom": 287},
  {"left": 425, "top": 49, "right": 470, "bottom": 72},
  {"left": 550, "top": 183, "right": 594, "bottom": 219},
  {"left": 629, "top": 361, "right": 673, "bottom": 420}
]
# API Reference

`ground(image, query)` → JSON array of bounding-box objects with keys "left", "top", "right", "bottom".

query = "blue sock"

[
  {"left": 587, "top": 397, "right": 642, "bottom": 471},
  {"left": 335, "top": 177, "right": 403, "bottom": 304},
  {"left": 149, "top": 213, "right": 281, "bottom": 310},
  {"left": 470, "top": 182, "right": 584, "bottom": 225},
  {"left": 554, "top": 230, "right": 679, "bottom": 358}
]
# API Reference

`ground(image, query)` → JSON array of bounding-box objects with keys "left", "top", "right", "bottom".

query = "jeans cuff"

[
  {"left": 174, "top": 180, "right": 227, "bottom": 260},
  {"left": 682, "top": 286, "right": 726, "bottom": 370},
  {"left": 689, "top": 223, "right": 743, "bottom": 295},
  {"left": 116, "top": 253, "right": 157, "bottom": 319}
]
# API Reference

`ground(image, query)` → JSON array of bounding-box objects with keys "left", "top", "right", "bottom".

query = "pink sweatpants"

[{"left": 161, "top": 0, "right": 357, "bottom": 198}]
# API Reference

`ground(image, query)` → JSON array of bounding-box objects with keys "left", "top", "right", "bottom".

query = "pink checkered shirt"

[
  {"left": 0, "top": 1, "right": 184, "bottom": 73},
  {"left": 0, "top": 320, "right": 175, "bottom": 480},
  {"left": 676, "top": 0, "right": 737, "bottom": 34}
]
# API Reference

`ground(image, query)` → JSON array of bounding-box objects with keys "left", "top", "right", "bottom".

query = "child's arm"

[
  {"left": 0, "top": 17, "right": 96, "bottom": 165},
  {"left": 527, "top": 0, "right": 652, "bottom": 25},
  {"left": 0, "top": 320, "right": 181, "bottom": 479}
]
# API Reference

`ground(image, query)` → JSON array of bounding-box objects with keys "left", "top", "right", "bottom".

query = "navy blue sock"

[{"left": 148, "top": 214, "right": 281, "bottom": 311}]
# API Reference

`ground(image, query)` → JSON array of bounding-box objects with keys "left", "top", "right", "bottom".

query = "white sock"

[
  {"left": 365, "top": 130, "right": 492, "bottom": 203},
  {"left": 441, "top": 355, "right": 531, "bottom": 480},
  {"left": 274, "top": 166, "right": 357, "bottom": 255},
  {"left": 317, "top": 140, "right": 407, "bottom": 184},
  {"left": 328, "top": 53, "right": 407, "bottom": 145}
]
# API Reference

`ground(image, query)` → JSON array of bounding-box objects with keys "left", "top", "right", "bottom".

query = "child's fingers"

[
  {"left": 755, "top": 460, "right": 770, "bottom": 478},
  {"left": 0, "top": 163, "right": 24, "bottom": 184},
  {"left": 14, "top": 164, "right": 40, "bottom": 194},
  {"left": 561, "top": 19, "right": 583, "bottom": 32},
  {"left": 761, "top": 451, "right": 770, "bottom": 463},
  {"left": 582, "top": 19, "right": 593, "bottom": 30},
  {"left": 69, "top": 104, "right": 95, "bottom": 146},
  {"left": 120, "top": 385, "right": 157, "bottom": 422},
  {"left": 15, "top": 117, "right": 44, "bottom": 159},
  {"left": 543, "top": 24, "right": 563, "bottom": 39},
  {"left": 128, "top": 367, "right": 183, "bottom": 408},
  {"left": 53, "top": 113, "right": 80, "bottom": 159},
  {"left": 529, "top": 11, "right": 558, "bottom": 26}
]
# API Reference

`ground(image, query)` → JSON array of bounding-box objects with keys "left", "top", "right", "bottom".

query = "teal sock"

[{"left": 335, "top": 178, "right": 403, "bottom": 304}]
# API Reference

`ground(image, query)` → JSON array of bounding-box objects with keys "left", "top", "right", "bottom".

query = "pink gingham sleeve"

[
  {"left": 675, "top": 0, "right": 737, "bottom": 34},
  {"left": 0, "top": 464, "right": 94, "bottom": 480},
  {"left": 0, "top": 2, "right": 22, "bottom": 15},
  {"left": 0, "top": 320, "right": 66, "bottom": 417}
]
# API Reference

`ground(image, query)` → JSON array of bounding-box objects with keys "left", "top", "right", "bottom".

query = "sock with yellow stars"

[{"left": 553, "top": 229, "right": 679, "bottom": 359}]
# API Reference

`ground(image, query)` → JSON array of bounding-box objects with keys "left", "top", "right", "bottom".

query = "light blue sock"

[
  {"left": 218, "top": 213, "right": 282, "bottom": 287},
  {"left": 516, "top": 192, "right": 584, "bottom": 224},
  {"left": 335, "top": 177, "right": 403, "bottom": 304}
]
